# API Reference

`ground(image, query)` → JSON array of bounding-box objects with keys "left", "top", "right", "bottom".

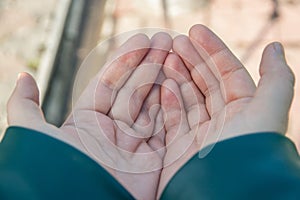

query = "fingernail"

[
  {"left": 273, "top": 42, "right": 284, "bottom": 55},
  {"left": 273, "top": 42, "right": 287, "bottom": 63}
]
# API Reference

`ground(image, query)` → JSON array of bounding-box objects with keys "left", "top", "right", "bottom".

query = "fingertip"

[
  {"left": 188, "top": 24, "right": 226, "bottom": 56},
  {"left": 164, "top": 53, "right": 180, "bottom": 70},
  {"left": 17, "top": 72, "right": 35, "bottom": 82},
  {"left": 17, "top": 72, "right": 29, "bottom": 80},
  {"left": 272, "top": 42, "right": 285, "bottom": 57},
  {"left": 137, "top": 32, "right": 172, "bottom": 66},
  {"left": 260, "top": 42, "right": 294, "bottom": 85},
  {"left": 162, "top": 78, "right": 178, "bottom": 91},
  {"left": 255, "top": 43, "right": 295, "bottom": 125},
  {"left": 136, "top": 33, "right": 151, "bottom": 45},
  {"left": 124, "top": 33, "right": 151, "bottom": 51},
  {"left": 151, "top": 32, "right": 173, "bottom": 50},
  {"left": 7, "top": 72, "right": 43, "bottom": 126},
  {"left": 132, "top": 33, "right": 150, "bottom": 43},
  {"left": 263, "top": 42, "right": 286, "bottom": 63},
  {"left": 172, "top": 34, "right": 201, "bottom": 70},
  {"left": 188, "top": 24, "right": 214, "bottom": 43},
  {"left": 173, "top": 34, "right": 190, "bottom": 51},
  {"left": 173, "top": 34, "right": 189, "bottom": 42},
  {"left": 164, "top": 53, "right": 191, "bottom": 84},
  {"left": 15, "top": 72, "right": 40, "bottom": 104},
  {"left": 188, "top": 24, "right": 208, "bottom": 37}
]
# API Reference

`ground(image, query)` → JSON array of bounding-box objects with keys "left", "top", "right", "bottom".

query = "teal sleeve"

[
  {"left": 0, "top": 127, "right": 133, "bottom": 200},
  {"left": 161, "top": 133, "right": 300, "bottom": 200}
]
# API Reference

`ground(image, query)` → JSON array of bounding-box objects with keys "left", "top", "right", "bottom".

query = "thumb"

[
  {"left": 254, "top": 42, "right": 295, "bottom": 134},
  {"left": 7, "top": 72, "right": 45, "bottom": 127}
]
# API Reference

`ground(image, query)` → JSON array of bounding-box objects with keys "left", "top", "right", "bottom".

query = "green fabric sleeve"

[
  {"left": 0, "top": 126, "right": 133, "bottom": 200},
  {"left": 2, "top": 127, "right": 300, "bottom": 199},
  {"left": 161, "top": 133, "right": 300, "bottom": 200}
]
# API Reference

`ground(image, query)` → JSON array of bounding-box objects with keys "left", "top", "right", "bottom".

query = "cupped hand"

[
  {"left": 6, "top": 24, "right": 295, "bottom": 199},
  {"left": 7, "top": 32, "right": 172, "bottom": 200},
  {"left": 158, "top": 24, "right": 295, "bottom": 196}
]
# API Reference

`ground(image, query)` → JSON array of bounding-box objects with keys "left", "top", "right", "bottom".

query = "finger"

[
  {"left": 113, "top": 85, "right": 161, "bottom": 153},
  {"left": 110, "top": 32, "right": 172, "bottom": 125},
  {"left": 163, "top": 53, "right": 209, "bottom": 128},
  {"left": 143, "top": 72, "right": 166, "bottom": 158},
  {"left": 173, "top": 35, "right": 225, "bottom": 116},
  {"left": 132, "top": 84, "right": 161, "bottom": 139},
  {"left": 189, "top": 24, "right": 256, "bottom": 104},
  {"left": 253, "top": 42, "right": 295, "bottom": 134},
  {"left": 147, "top": 108, "right": 166, "bottom": 159},
  {"left": 172, "top": 34, "right": 203, "bottom": 70},
  {"left": 161, "top": 79, "right": 190, "bottom": 145},
  {"left": 73, "top": 34, "right": 151, "bottom": 114},
  {"left": 112, "top": 85, "right": 164, "bottom": 165},
  {"left": 7, "top": 72, "right": 45, "bottom": 127}
]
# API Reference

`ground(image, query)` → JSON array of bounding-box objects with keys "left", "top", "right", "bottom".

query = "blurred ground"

[{"left": 0, "top": 0, "right": 300, "bottom": 146}]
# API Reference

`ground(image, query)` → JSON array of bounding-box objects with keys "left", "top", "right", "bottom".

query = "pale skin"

[{"left": 7, "top": 24, "right": 295, "bottom": 199}]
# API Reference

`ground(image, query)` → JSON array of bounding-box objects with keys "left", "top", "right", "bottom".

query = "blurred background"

[{"left": 0, "top": 0, "right": 299, "bottom": 146}]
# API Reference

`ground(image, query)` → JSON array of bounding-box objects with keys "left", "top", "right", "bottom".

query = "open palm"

[
  {"left": 7, "top": 25, "right": 294, "bottom": 199},
  {"left": 158, "top": 25, "right": 294, "bottom": 196},
  {"left": 8, "top": 33, "right": 172, "bottom": 200}
]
